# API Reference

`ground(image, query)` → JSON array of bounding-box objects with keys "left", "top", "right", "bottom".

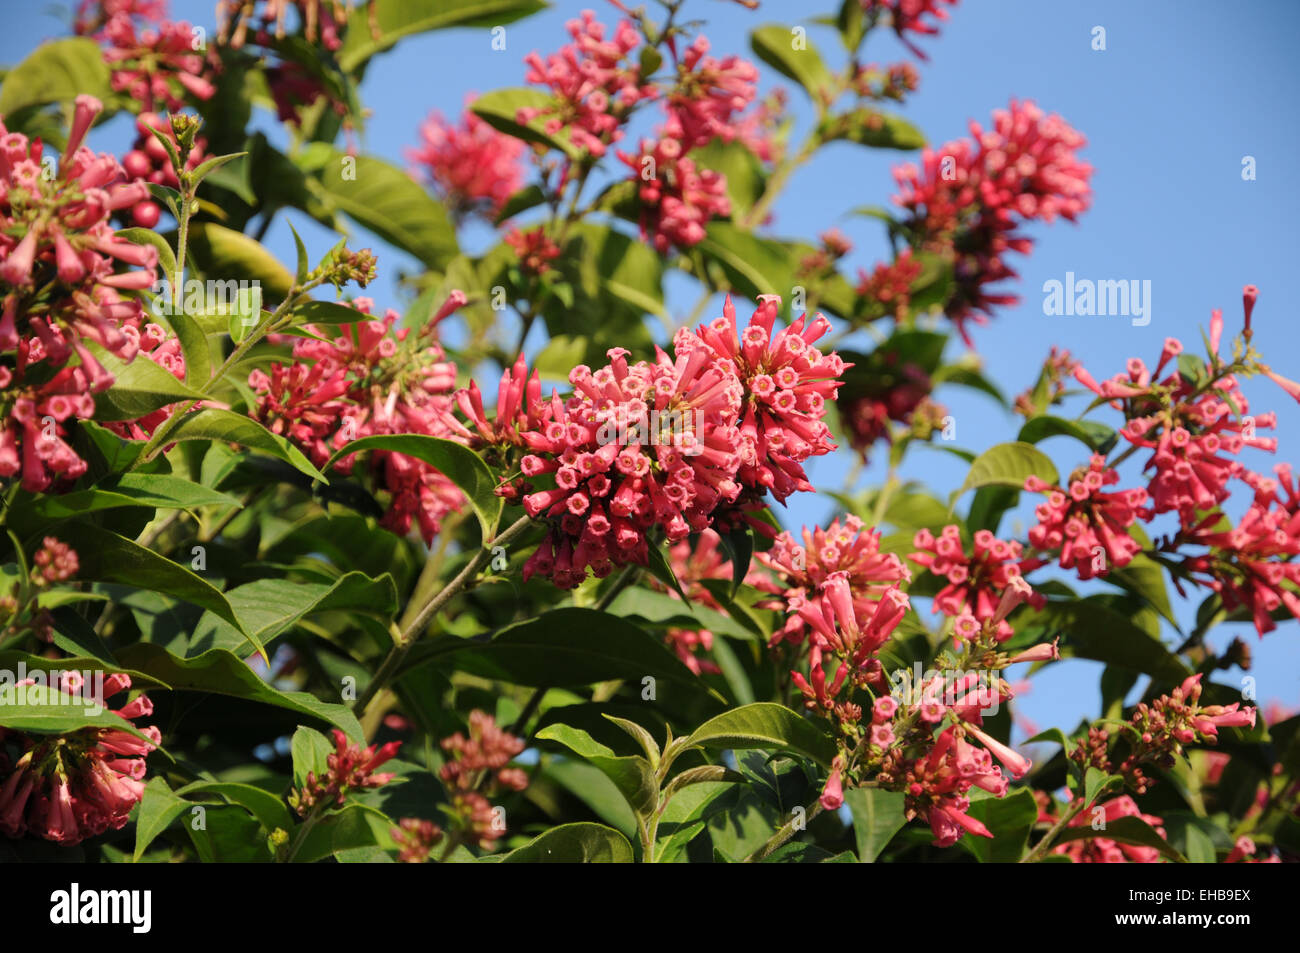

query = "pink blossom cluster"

[
  {"left": 1180, "top": 464, "right": 1300, "bottom": 635},
  {"left": 95, "top": 8, "right": 216, "bottom": 112},
  {"left": 407, "top": 100, "right": 527, "bottom": 220},
  {"left": 890, "top": 725, "right": 1016, "bottom": 847},
  {"left": 289, "top": 729, "right": 401, "bottom": 815},
  {"left": 678, "top": 295, "right": 848, "bottom": 505},
  {"left": 0, "top": 96, "right": 158, "bottom": 491},
  {"left": 105, "top": 320, "right": 188, "bottom": 441},
  {"left": 504, "top": 226, "right": 562, "bottom": 276},
  {"left": 666, "top": 35, "right": 760, "bottom": 148},
  {"left": 1052, "top": 795, "right": 1166, "bottom": 863},
  {"left": 1024, "top": 455, "right": 1147, "bottom": 580},
  {"left": 74, "top": 0, "right": 168, "bottom": 36},
  {"left": 619, "top": 135, "right": 730, "bottom": 253},
  {"left": 862, "top": 0, "right": 960, "bottom": 59},
  {"left": 520, "top": 10, "right": 654, "bottom": 159},
  {"left": 892, "top": 99, "right": 1092, "bottom": 343},
  {"left": 756, "top": 515, "right": 911, "bottom": 647},
  {"left": 0, "top": 674, "right": 159, "bottom": 845},
  {"left": 1077, "top": 338, "right": 1275, "bottom": 522},
  {"left": 909, "top": 525, "right": 1044, "bottom": 640},
  {"left": 855, "top": 248, "right": 922, "bottom": 320},
  {"left": 250, "top": 294, "right": 468, "bottom": 543}
]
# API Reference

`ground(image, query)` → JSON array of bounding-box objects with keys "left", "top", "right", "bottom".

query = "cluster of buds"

[
  {"left": 436, "top": 711, "right": 528, "bottom": 851},
  {"left": 1072, "top": 674, "right": 1256, "bottom": 795},
  {"left": 0, "top": 673, "right": 159, "bottom": 844},
  {"left": 1, "top": 537, "right": 80, "bottom": 642},
  {"left": 1013, "top": 346, "right": 1078, "bottom": 417},
  {"left": 289, "top": 729, "right": 400, "bottom": 816},
  {"left": 797, "top": 228, "right": 854, "bottom": 279},
  {"left": 504, "top": 226, "right": 562, "bottom": 276},
  {"left": 620, "top": 135, "right": 731, "bottom": 253},
  {"left": 851, "top": 62, "right": 920, "bottom": 101},
  {"left": 390, "top": 816, "right": 443, "bottom": 863}
]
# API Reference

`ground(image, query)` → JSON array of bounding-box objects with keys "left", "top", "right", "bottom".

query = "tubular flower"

[
  {"left": 0, "top": 674, "right": 159, "bottom": 845},
  {"left": 664, "top": 35, "right": 760, "bottom": 147},
  {"left": 103, "top": 319, "right": 189, "bottom": 440},
  {"left": 756, "top": 515, "right": 911, "bottom": 647},
  {"left": 1177, "top": 464, "right": 1300, "bottom": 636},
  {"left": 887, "top": 727, "right": 999, "bottom": 847},
  {"left": 249, "top": 295, "right": 468, "bottom": 544},
  {"left": 680, "top": 295, "right": 849, "bottom": 505},
  {"left": 1075, "top": 337, "right": 1275, "bottom": 524},
  {"left": 909, "top": 525, "right": 1045, "bottom": 640},
  {"left": 0, "top": 95, "right": 158, "bottom": 491},
  {"left": 407, "top": 100, "right": 527, "bottom": 220},
  {"left": 793, "top": 573, "right": 910, "bottom": 682},
  {"left": 514, "top": 343, "right": 746, "bottom": 589},
  {"left": 1025, "top": 455, "right": 1146, "bottom": 580}
]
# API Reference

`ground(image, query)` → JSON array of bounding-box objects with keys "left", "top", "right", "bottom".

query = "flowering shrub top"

[{"left": 0, "top": 0, "right": 1293, "bottom": 866}]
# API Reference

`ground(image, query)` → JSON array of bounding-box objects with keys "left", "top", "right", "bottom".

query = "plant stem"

[
  {"left": 1020, "top": 796, "right": 1087, "bottom": 863},
  {"left": 353, "top": 515, "right": 534, "bottom": 719},
  {"left": 743, "top": 799, "right": 824, "bottom": 862}
]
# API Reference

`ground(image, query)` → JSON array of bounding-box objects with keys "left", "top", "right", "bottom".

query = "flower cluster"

[
  {"left": 94, "top": 7, "right": 216, "bottom": 112},
  {"left": 250, "top": 294, "right": 467, "bottom": 543},
  {"left": 1, "top": 537, "right": 80, "bottom": 643},
  {"left": 1048, "top": 795, "right": 1167, "bottom": 863},
  {"left": 855, "top": 249, "right": 923, "bottom": 320},
  {"left": 288, "top": 729, "right": 401, "bottom": 816},
  {"left": 0, "top": 96, "right": 158, "bottom": 491},
  {"left": 862, "top": 0, "right": 960, "bottom": 59},
  {"left": 505, "top": 226, "right": 562, "bottom": 276},
  {"left": 1025, "top": 456, "right": 1146, "bottom": 580},
  {"left": 407, "top": 100, "right": 527, "bottom": 221},
  {"left": 1071, "top": 674, "right": 1256, "bottom": 795},
  {"left": 520, "top": 10, "right": 653, "bottom": 160},
  {"left": 757, "top": 515, "right": 911, "bottom": 647},
  {"left": 892, "top": 99, "right": 1092, "bottom": 342},
  {"left": 436, "top": 710, "right": 528, "bottom": 850},
  {"left": 0, "top": 674, "right": 159, "bottom": 844},
  {"left": 1013, "top": 346, "right": 1078, "bottom": 417},
  {"left": 619, "top": 135, "right": 730, "bottom": 253},
  {"left": 909, "top": 525, "right": 1044, "bottom": 640}
]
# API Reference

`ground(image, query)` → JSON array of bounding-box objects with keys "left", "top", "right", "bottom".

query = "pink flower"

[
  {"left": 407, "top": 99, "right": 527, "bottom": 220},
  {"left": 862, "top": 0, "right": 961, "bottom": 60},
  {"left": 1025, "top": 456, "right": 1146, "bottom": 580},
  {"left": 619, "top": 137, "right": 730, "bottom": 253},
  {"left": 99, "top": 13, "right": 216, "bottom": 112}
]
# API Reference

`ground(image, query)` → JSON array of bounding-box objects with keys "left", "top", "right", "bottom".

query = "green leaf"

[
  {"left": 693, "top": 139, "right": 766, "bottom": 220},
  {"left": 178, "top": 781, "right": 293, "bottom": 835},
  {"left": 115, "top": 642, "right": 364, "bottom": 740},
  {"left": 0, "top": 684, "right": 157, "bottom": 743},
  {"left": 819, "top": 109, "right": 926, "bottom": 150},
  {"left": 471, "top": 87, "right": 582, "bottom": 159},
  {"left": 89, "top": 342, "right": 207, "bottom": 422},
  {"left": 605, "top": 587, "right": 756, "bottom": 643},
  {"left": 187, "top": 572, "right": 399, "bottom": 656},
  {"left": 1017, "top": 415, "right": 1117, "bottom": 454},
  {"left": 1054, "top": 815, "right": 1188, "bottom": 863},
  {"left": 337, "top": 0, "right": 547, "bottom": 72},
  {"left": 844, "top": 787, "right": 907, "bottom": 862},
  {"left": 0, "top": 37, "right": 110, "bottom": 116},
  {"left": 536, "top": 724, "right": 658, "bottom": 817},
  {"left": 291, "top": 725, "right": 335, "bottom": 790},
  {"left": 155, "top": 409, "right": 328, "bottom": 483},
  {"left": 29, "top": 474, "right": 238, "bottom": 519},
  {"left": 291, "top": 299, "right": 369, "bottom": 325},
  {"left": 323, "top": 434, "right": 501, "bottom": 537},
  {"left": 963, "top": 788, "right": 1038, "bottom": 862},
  {"left": 288, "top": 803, "right": 391, "bottom": 864},
  {"left": 685, "top": 702, "right": 835, "bottom": 767},
  {"left": 415, "top": 607, "right": 721, "bottom": 707},
  {"left": 1105, "top": 554, "right": 1178, "bottom": 628},
  {"left": 186, "top": 222, "right": 294, "bottom": 300},
  {"left": 501, "top": 823, "right": 635, "bottom": 863},
  {"left": 163, "top": 308, "right": 213, "bottom": 389},
  {"left": 70, "top": 523, "right": 250, "bottom": 639},
  {"left": 956, "top": 441, "right": 1059, "bottom": 499},
  {"left": 312, "top": 151, "right": 458, "bottom": 269},
  {"left": 1084, "top": 767, "right": 1124, "bottom": 808},
  {"left": 644, "top": 540, "right": 690, "bottom": 602},
  {"left": 1023, "top": 598, "right": 1192, "bottom": 682},
  {"left": 750, "top": 24, "right": 835, "bottom": 103},
  {"left": 699, "top": 222, "right": 797, "bottom": 303},
  {"left": 565, "top": 224, "right": 665, "bottom": 319},
  {"left": 133, "top": 777, "right": 190, "bottom": 862},
  {"left": 117, "top": 227, "right": 177, "bottom": 282}
]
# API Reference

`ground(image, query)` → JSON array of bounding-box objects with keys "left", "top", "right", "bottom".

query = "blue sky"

[{"left": 7, "top": 0, "right": 1299, "bottom": 738}]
